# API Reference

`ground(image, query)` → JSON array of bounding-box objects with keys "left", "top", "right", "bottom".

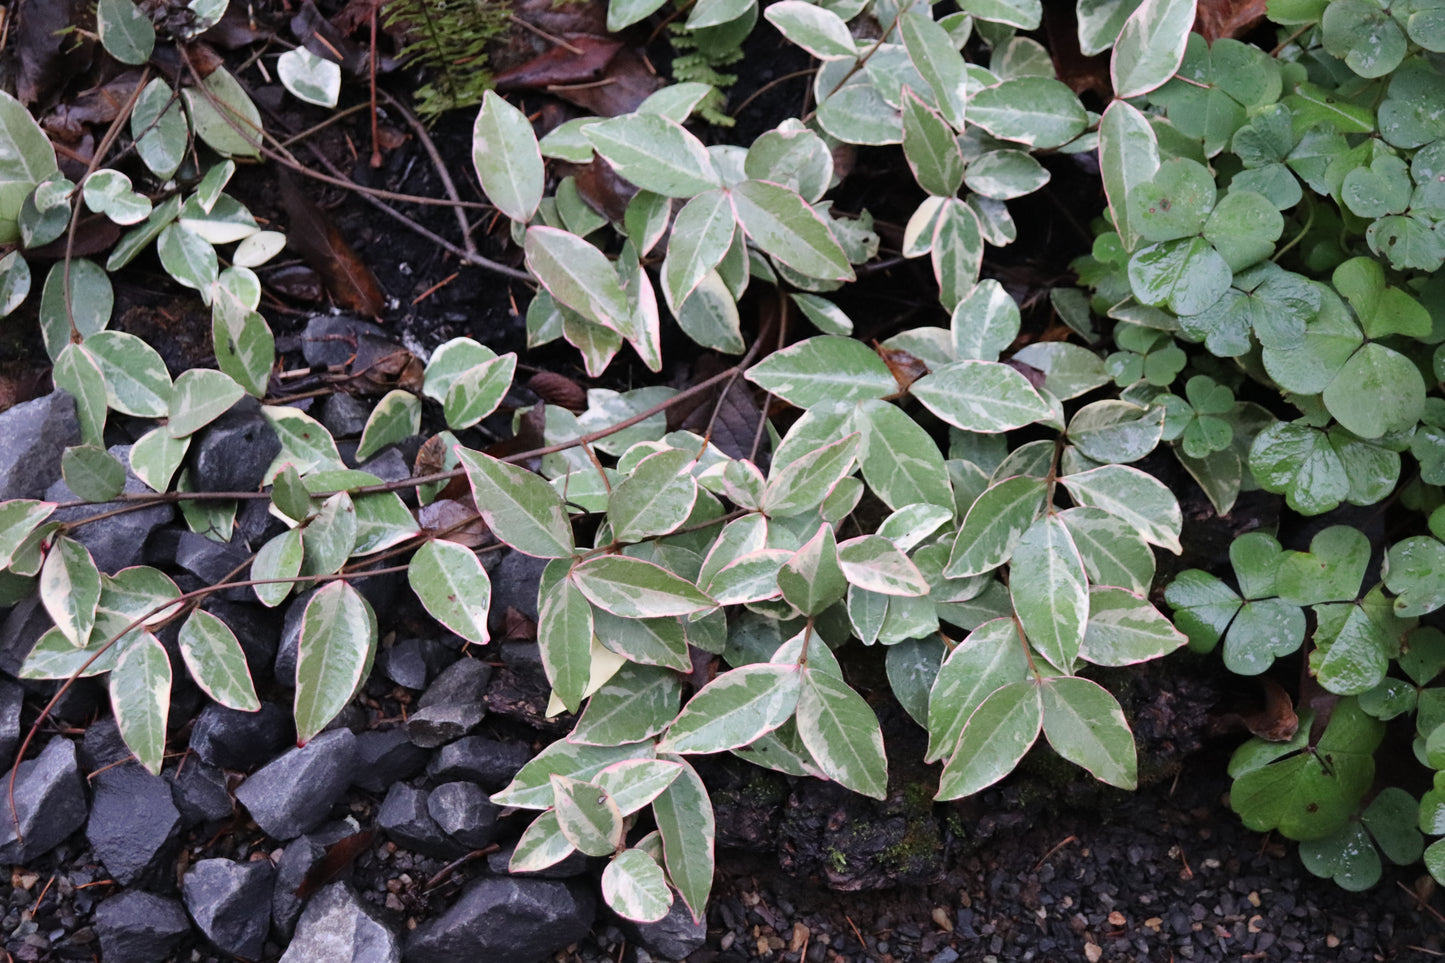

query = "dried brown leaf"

[{"left": 279, "top": 173, "right": 387, "bottom": 318}]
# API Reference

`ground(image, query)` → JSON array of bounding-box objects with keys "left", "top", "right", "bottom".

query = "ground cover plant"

[{"left": 0, "top": 0, "right": 1441, "bottom": 940}]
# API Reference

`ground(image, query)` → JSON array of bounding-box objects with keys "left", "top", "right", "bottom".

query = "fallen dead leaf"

[{"left": 279, "top": 173, "right": 388, "bottom": 318}]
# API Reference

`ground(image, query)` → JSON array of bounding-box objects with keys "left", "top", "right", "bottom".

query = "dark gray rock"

[
  {"left": 167, "top": 760, "right": 234, "bottom": 825},
  {"left": 280, "top": 882, "right": 400, "bottom": 963},
  {"left": 236, "top": 495, "right": 286, "bottom": 548},
  {"left": 183, "top": 857, "right": 275, "bottom": 959},
  {"left": 355, "top": 446, "right": 412, "bottom": 483},
  {"left": 272, "top": 821, "right": 366, "bottom": 938},
  {"left": 403, "top": 877, "right": 595, "bottom": 963},
  {"left": 322, "top": 391, "right": 370, "bottom": 438},
  {"left": 148, "top": 529, "right": 254, "bottom": 600},
  {"left": 45, "top": 446, "right": 174, "bottom": 573},
  {"left": 406, "top": 702, "right": 485, "bottom": 748},
  {"left": 488, "top": 551, "right": 548, "bottom": 632},
  {"left": 236, "top": 727, "right": 357, "bottom": 840},
  {"left": 379, "top": 637, "right": 456, "bottom": 691},
  {"left": 94, "top": 890, "right": 192, "bottom": 963},
  {"left": 0, "top": 595, "right": 51, "bottom": 676},
  {"left": 351, "top": 728, "right": 430, "bottom": 793},
  {"left": 428, "top": 735, "right": 533, "bottom": 791},
  {"left": 301, "top": 315, "right": 389, "bottom": 368},
  {"left": 418, "top": 655, "right": 492, "bottom": 709},
  {"left": 189, "top": 397, "right": 282, "bottom": 493},
  {"left": 377, "top": 783, "right": 460, "bottom": 859},
  {"left": 189, "top": 701, "right": 293, "bottom": 771},
  {"left": 0, "top": 677, "right": 24, "bottom": 764},
  {"left": 0, "top": 737, "right": 86, "bottom": 862},
  {"left": 426, "top": 782, "right": 499, "bottom": 849},
  {"left": 274, "top": 588, "right": 316, "bottom": 686},
  {"left": 619, "top": 897, "right": 708, "bottom": 960},
  {"left": 0, "top": 391, "right": 78, "bottom": 500},
  {"left": 86, "top": 753, "right": 182, "bottom": 886}
]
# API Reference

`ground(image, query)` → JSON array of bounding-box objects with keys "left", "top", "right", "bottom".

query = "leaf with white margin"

[
  {"left": 926, "top": 617, "right": 1028, "bottom": 763},
  {"left": 178, "top": 608, "right": 260, "bottom": 711},
  {"left": 1098, "top": 99, "right": 1160, "bottom": 253},
  {"left": 900, "top": 11, "right": 968, "bottom": 129},
  {"left": 293, "top": 580, "right": 377, "bottom": 743},
  {"left": 40, "top": 536, "right": 102, "bottom": 646},
  {"left": 408, "top": 539, "right": 491, "bottom": 644},
  {"left": 110, "top": 631, "right": 171, "bottom": 774},
  {"left": 167, "top": 368, "right": 243, "bottom": 438},
  {"left": 584, "top": 114, "right": 721, "bottom": 198},
  {"left": 552, "top": 775, "right": 623, "bottom": 857},
  {"left": 356, "top": 389, "right": 420, "bottom": 461},
  {"left": 731, "top": 180, "right": 854, "bottom": 281},
  {"left": 83, "top": 330, "right": 172, "bottom": 417},
  {"left": 277, "top": 47, "right": 341, "bottom": 106},
  {"left": 763, "top": 432, "right": 861, "bottom": 517},
  {"left": 747, "top": 336, "right": 894, "bottom": 409},
  {"left": 608, "top": 447, "right": 699, "bottom": 542},
  {"left": 19, "top": 627, "right": 119, "bottom": 679},
  {"left": 525, "top": 226, "right": 633, "bottom": 333},
  {"left": 0, "top": 89, "right": 59, "bottom": 244},
  {"left": 659, "top": 663, "right": 802, "bottom": 754},
  {"left": 252, "top": 528, "right": 303, "bottom": 608},
  {"left": 472, "top": 91, "right": 544, "bottom": 222},
  {"left": 765, "top": 1, "right": 856, "bottom": 58},
  {"left": 705, "top": 548, "right": 790, "bottom": 605},
  {"left": 1010, "top": 514, "right": 1088, "bottom": 672},
  {"left": 651, "top": 757, "right": 714, "bottom": 922},
  {"left": 796, "top": 667, "right": 888, "bottom": 798},
  {"left": 129, "top": 426, "right": 189, "bottom": 493},
  {"left": 936, "top": 679, "right": 1042, "bottom": 799},
  {"left": 351, "top": 491, "right": 419, "bottom": 556},
  {"left": 510, "top": 810, "right": 576, "bottom": 872},
  {"left": 0, "top": 501, "right": 54, "bottom": 570},
  {"left": 53, "top": 344, "right": 107, "bottom": 448},
  {"left": 1059, "top": 464, "right": 1183, "bottom": 553},
  {"left": 945, "top": 475, "right": 1047, "bottom": 577},
  {"left": 663, "top": 189, "right": 734, "bottom": 312},
  {"left": 97, "top": 0, "right": 156, "bottom": 64},
  {"left": 838, "top": 534, "right": 929, "bottom": 596},
  {"left": 456, "top": 447, "right": 574, "bottom": 558},
  {"left": 603, "top": 848, "right": 673, "bottom": 923},
  {"left": 1040, "top": 675, "right": 1137, "bottom": 788},
  {"left": 423, "top": 337, "right": 497, "bottom": 402},
  {"left": 1080, "top": 586, "right": 1188, "bottom": 666},
  {"left": 232, "top": 231, "right": 286, "bottom": 268},
  {"left": 571, "top": 555, "right": 714, "bottom": 618},
  {"left": 1111, "top": 0, "right": 1196, "bottom": 99},
  {"left": 494, "top": 740, "right": 655, "bottom": 810},
  {"left": 539, "top": 578, "right": 593, "bottom": 713},
  {"left": 911, "top": 359, "right": 1052, "bottom": 432},
  {"left": 857, "top": 398, "right": 953, "bottom": 510},
  {"left": 592, "top": 759, "right": 684, "bottom": 815}
]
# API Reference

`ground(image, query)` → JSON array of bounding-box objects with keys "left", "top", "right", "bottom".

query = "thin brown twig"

[{"left": 377, "top": 89, "right": 477, "bottom": 256}]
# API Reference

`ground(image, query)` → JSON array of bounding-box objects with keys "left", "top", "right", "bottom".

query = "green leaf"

[
  {"left": 356, "top": 390, "right": 420, "bottom": 461},
  {"left": 652, "top": 759, "right": 714, "bottom": 922},
  {"left": 538, "top": 577, "right": 593, "bottom": 713},
  {"left": 902, "top": 89, "right": 966, "bottom": 196},
  {"left": 946, "top": 475, "right": 1047, "bottom": 577},
  {"left": 1130, "top": 158, "right": 1215, "bottom": 243},
  {"left": 1010, "top": 515, "right": 1089, "bottom": 671},
  {"left": 608, "top": 0, "right": 670, "bottom": 29},
  {"left": 602, "top": 848, "right": 672, "bottom": 923},
  {"left": 0, "top": 250, "right": 30, "bottom": 316},
  {"left": 778, "top": 524, "right": 847, "bottom": 616},
  {"left": 294, "top": 580, "right": 377, "bottom": 743},
  {"left": 1059, "top": 507, "right": 1155, "bottom": 594},
  {"left": 900, "top": 12, "right": 968, "bottom": 129},
  {"left": 968, "top": 77, "right": 1088, "bottom": 149},
  {"left": 61, "top": 446, "right": 125, "bottom": 503},
  {"left": 856, "top": 399, "right": 952, "bottom": 510},
  {"left": 936, "top": 679, "right": 1042, "bottom": 799},
  {"left": 525, "top": 226, "right": 633, "bottom": 334},
  {"left": 1323, "top": 343, "right": 1425, "bottom": 440},
  {"left": 731, "top": 180, "right": 854, "bottom": 280},
  {"left": 1322, "top": 0, "right": 1407, "bottom": 78},
  {"left": 40, "top": 536, "right": 102, "bottom": 646},
  {"left": 950, "top": 279, "right": 1020, "bottom": 362},
  {"left": 276, "top": 47, "right": 341, "bottom": 107},
  {"left": 663, "top": 190, "right": 735, "bottom": 312},
  {"left": 796, "top": 667, "right": 888, "bottom": 799},
  {"left": 1275, "top": 526, "right": 1369, "bottom": 606},
  {"left": 609, "top": 448, "right": 699, "bottom": 542},
  {"left": 660, "top": 663, "right": 801, "bottom": 754},
  {"left": 1040, "top": 676, "right": 1136, "bottom": 789},
  {"left": 167, "top": 368, "right": 243, "bottom": 438},
  {"left": 1311, "top": 593, "right": 1401, "bottom": 696},
  {"left": 128, "top": 426, "right": 189, "bottom": 493},
  {"left": 457, "top": 448, "right": 574, "bottom": 558},
  {"left": 182, "top": 67, "right": 262, "bottom": 158},
  {"left": 747, "top": 337, "right": 893, "bottom": 409},
  {"left": 573, "top": 664, "right": 682, "bottom": 745},
  {"left": 572, "top": 555, "right": 715, "bottom": 618},
  {"left": 552, "top": 775, "right": 623, "bottom": 857},
  {"left": 53, "top": 344, "right": 106, "bottom": 448},
  {"left": 705, "top": 549, "right": 788, "bottom": 605},
  {"left": 1128, "top": 237, "right": 1232, "bottom": 316},
  {"left": 1300, "top": 822, "right": 1381, "bottom": 891},
  {"left": 1110, "top": 0, "right": 1196, "bottom": 98},
  {"left": 1060, "top": 464, "right": 1183, "bottom": 553},
  {"left": 584, "top": 115, "right": 721, "bottom": 198},
  {"left": 109, "top": 632, "right": 171, "bottom": 775},
  {"left": 1224, "top": 598, "right": 1305, "bottom": 675},
  {"left": 408, "top": 539, "right": 492, "bottom": 644},
  {"left": 39, "top": 259, "right": 112, "bottom": 361},
  {"left": 0, "top": 89, "right": 59, "bottom": 244},
  {"left": 926, "top": 618, "right": 1028, "bottom": 763},
  {"left": 912, "top": 360, "right": 1053, "bottom": 433},
  {"left": 178, "top": 609, "right": 260, "bottom": 711},
  {"left": 1080, "top": 587, "right": 1187, "bottom": 666}
]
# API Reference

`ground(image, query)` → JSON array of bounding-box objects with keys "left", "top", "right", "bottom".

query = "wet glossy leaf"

[
  {"left": 277, "top": 46, "right": 340, "bottom": 107},
  {"left": 902, "top": 89, "right": 965, "bottom": 196},
  {"left": 1224, "top": 598, "right": 1305, "bottom": 676},
  {"left": 1099, "top": 100, "right": 1160, "bottom": 252},
  {"left": 0, "top": 89, "right": 59, "bottom": 244},
  {"left": 573, "top": 664, "right": 683, "bottom": 745},
  {"left": 1059, "top": 507, "right": 1155, "bottom": 594},
  {"left": 951, "top": 279, "right": 1020, "bottom": 362},
  {"left": 857, "top": 399, "right": 951, "bottom": 510},
  {"left": 1128, "top": 237, "right": 1232, "bottom": 316}
]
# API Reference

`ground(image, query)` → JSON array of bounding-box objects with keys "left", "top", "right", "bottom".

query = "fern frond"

[{"left": 383, "top": 0, "right": 509, "bottom": 119}]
